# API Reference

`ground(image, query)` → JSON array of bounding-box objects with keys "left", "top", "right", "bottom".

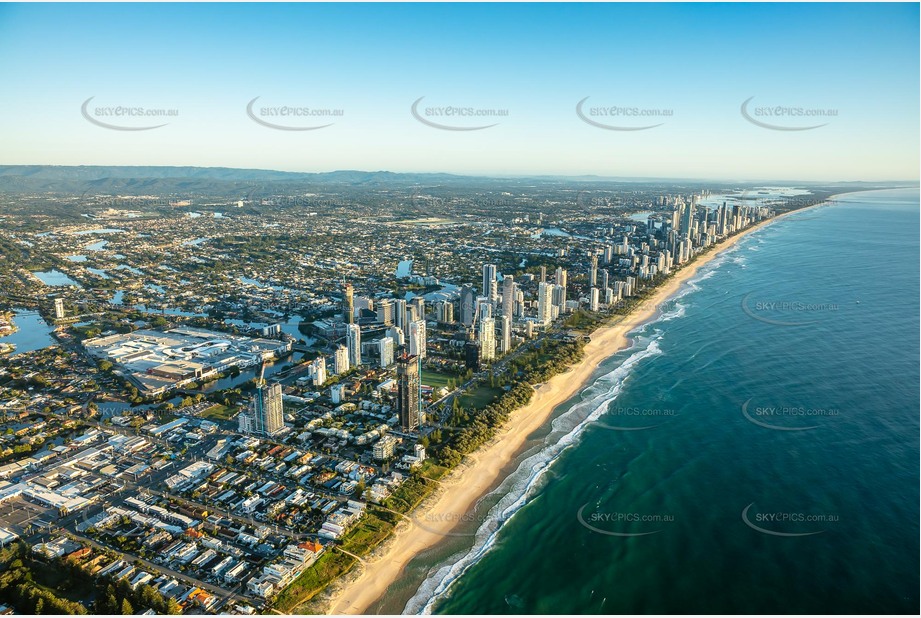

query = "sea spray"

[
  {"left": 406, "top": 336, "right": 665, "bottom": 614},
  {"left": 405, "top": 237, "right": 742, "bottom": 614},
  {"left": 426, "top": 188, "right": 918, "bottom": 615}
]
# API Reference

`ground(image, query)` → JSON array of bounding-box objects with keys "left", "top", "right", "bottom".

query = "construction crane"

[
  {"left": 256, "top": 360, "right": 266, "bottom": 388},
  {"left": 467, "top": 298, "right": 483, "bottom": 342}
]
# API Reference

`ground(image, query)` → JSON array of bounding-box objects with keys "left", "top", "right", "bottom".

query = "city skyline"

[
  {"left": 0, "top": 2, "right": 917, "bottom": 615},
  {"left": 0, "top": 166, "right": 914, "bottom": 615}
]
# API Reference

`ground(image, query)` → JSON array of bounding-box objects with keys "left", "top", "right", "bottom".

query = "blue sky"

[{"left": 0, "top": 3, "right": 917, "bottom": 181}]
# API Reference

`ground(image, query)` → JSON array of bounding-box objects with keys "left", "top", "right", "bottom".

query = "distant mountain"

[
  {"left": 0, "top": 165, "right": 299, "bottom": 182},
  {"left": 0, "top": 165, "right": 474, "bottom": 194},
  {"left": 0, "top": 165, "right": 912, "bottom": 194}
]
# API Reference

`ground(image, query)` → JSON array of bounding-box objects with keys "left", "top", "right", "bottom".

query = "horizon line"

[{"left": 0, "top": 163, "right": 917, "bottom": 186}]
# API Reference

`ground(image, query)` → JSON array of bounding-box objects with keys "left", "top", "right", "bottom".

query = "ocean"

[{"left": 379, "top": 188, "right": 919, "bottom": 615}]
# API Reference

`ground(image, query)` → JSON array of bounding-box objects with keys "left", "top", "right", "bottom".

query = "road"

[
  {"left": 61, "top": 526, "right": 247, "bottom": 609},
  {"left": 36, "top": 409, "right": 345, "bottom": 539},
  {"left": 140, "top": 484, "right": 320, "bottom": 543}
]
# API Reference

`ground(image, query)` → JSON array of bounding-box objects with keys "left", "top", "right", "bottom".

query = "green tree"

[
  {"left": 116, "top": 578, "right": 132, "bottom": 601},
  {"left": 120, "top": 598, "right": 134, "bottom": 615},
  {"left": 138, "top": 584, "right": 158, "bottom": 611}
]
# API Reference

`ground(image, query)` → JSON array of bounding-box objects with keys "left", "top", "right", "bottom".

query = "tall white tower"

[{"left": 346, "top": 324, "right": 361, "bottom": 367}]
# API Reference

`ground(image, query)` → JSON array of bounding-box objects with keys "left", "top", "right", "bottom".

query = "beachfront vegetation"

[
  {"left": 274, "top": 506, "right": 405, "bottom": 611},
  {"left": 564, "top": 308, "right": 609, "bottom": 331},
  {"left": 340, "top": 509, "right": 398, "bottom": 555},
  {"left": 456, "top": 385, "right": 504, "bottom": 409},
  {"left": 418, "top": 459, "right": 451, "bottom": 481},
  {"left": 433, "top": 339, "right": 583, "bottom": 469},
  {"left": 271, "top": 339, "right": 584, "bottom": 611},
  {"left": 384, "top": 474, "right": 436, "bottom": 514},
  {"left": 272, "top": 551, "right": 355, "bottom": 612}
]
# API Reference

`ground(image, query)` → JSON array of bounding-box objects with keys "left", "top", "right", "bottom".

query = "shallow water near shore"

[{"left": 383, "top": 189, "right": 919, "bottom": 615}]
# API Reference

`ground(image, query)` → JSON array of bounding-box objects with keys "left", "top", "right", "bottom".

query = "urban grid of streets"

[{"left": 0, "top": 176, "right": 844, "bottom": 614}]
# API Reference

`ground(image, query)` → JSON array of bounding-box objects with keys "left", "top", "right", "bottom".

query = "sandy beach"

[{"left": 326, "top": 206, "right": 818, "bottom": 615}]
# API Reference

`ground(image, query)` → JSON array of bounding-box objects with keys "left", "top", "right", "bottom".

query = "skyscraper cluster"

[{"left": 313, "top": 202, "right": 768, "bottom": 434}]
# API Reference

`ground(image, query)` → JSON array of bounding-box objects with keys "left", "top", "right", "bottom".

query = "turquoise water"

[{"left": 399, "top": 188, "right": 918, "bottom": 614}]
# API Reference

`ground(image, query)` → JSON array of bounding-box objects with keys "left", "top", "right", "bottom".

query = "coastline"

[
  {"left": 325, "top": 203, "right": 826, "bottom": 615},
  {"left": 0, "top": 312, "right": 19, "bottom": 355}
]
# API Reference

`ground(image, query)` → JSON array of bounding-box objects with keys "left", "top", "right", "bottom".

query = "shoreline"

[
  {"left": 325, "top": 202, "right": 829, "bottom": 615},
  {"left": 0, "top": 311, "right": 20, "bottom": 353}
]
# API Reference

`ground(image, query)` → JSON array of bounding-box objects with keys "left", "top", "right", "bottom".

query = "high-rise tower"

[
  {"left": 397, "top": 350, "right": 421, "bottom": 431},
  {"left": 482, "top": 264, "right": 497, "bottom": 303},
  {"left": 346, "top": 323, "right": 361, "bottom": 367},
  {"left": 343, "top": 283, "right": 354, "bottom": 324},
  {"left": 537, "top": 281, "right": 553, "bottom": 325},
  {"left": 251, "top": 382, "right": 283, "bottom": 436}
]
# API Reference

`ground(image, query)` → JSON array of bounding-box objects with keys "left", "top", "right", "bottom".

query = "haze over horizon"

[
  {"left": 0, "top": 163, "right": 916, "bottom": 186},
  {"left": 0, "top": 3, "right": 918, "bottom": 617},
  {"left": 0, "top": 2, "right": 918, "bottom": 181}
]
